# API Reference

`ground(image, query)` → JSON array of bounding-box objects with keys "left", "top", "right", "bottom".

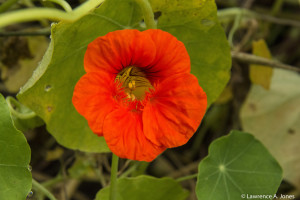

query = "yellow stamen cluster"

[{"left": 115, "top": 67, "right": 153, "bottom": 101}]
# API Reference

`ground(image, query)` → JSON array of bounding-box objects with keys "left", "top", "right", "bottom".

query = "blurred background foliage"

[{"left": 0, "top": 0, "right": 300, "bottom": 199}]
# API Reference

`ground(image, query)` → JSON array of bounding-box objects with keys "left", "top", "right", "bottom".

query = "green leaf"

[
  {"left": 17, "top": 0, "right": 143, "bottom": 152},
  {"left": 196, "top": 130, "right": 282, "bottom": 200},
  {"left": 95, "top": 175, "right": 189, "bottom": 200},
  {"left": 0, "top": 94, "right": 32, "bottom": 200},
  {"left": 151, "top": 0, "right": 232, "bottom": 106},
  {"left": 241, "top": 69, "right": 300, "bottom": 190}
]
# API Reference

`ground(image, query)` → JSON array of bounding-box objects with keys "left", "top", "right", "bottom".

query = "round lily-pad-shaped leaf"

[
  {"left": 96, "top": 175, "right": 189, "bottom": 200},
  {"left": 151, "top": 0, "right": 232, "bottom": 106},
  {"left": 17, "top": 0, "right": 143, "bottom": 152},
  {"left": 196, "top": 130, "right": 282, "bottom": 200},
  {"left": 0, "top": 94, "right": 32, "bottom": 200}
]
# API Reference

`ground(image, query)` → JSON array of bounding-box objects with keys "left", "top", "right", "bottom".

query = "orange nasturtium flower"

[{"left": 72, "top": 29, "right": 207, "bottom": 162}]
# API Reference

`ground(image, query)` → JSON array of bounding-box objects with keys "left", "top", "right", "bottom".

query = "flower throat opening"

[{"left": 115, "top": 66, "right": 153, "bottom": 101}]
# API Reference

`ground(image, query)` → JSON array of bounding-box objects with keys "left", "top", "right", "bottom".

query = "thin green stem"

[
  {"left": 217, "top": 8, "right": 300, "bottom": 28},
  {"left": 0, "top": 8, "right": 72, "bottom": 28},
  {"left": 109, "top": 154, "right": 119, "bottom": 200},
  {"left": 42, "top": 175, "right": 64, "bottom": 188},
  {"left": 97, "top": 165, "right": 108, "bottom": 187},
  {"left": 119, "top": 163, "right": 138, "bottom": 178},
  {"left": 44, "top": 0, "right": 72, "bottom": 12},
  {"left": 6, "top": 96, "right": 37, "bottom": 119},
  {"left": 73, "top": 0, "right": 104, "bottom": 16},
  {"left": 228, "top": 9, "right": 242, "bottom": 47},
  {"left": 0, "top": 0, "right": 19, "bottom": 13},
  {"left": 135, "top": 0, "right": 156, "bottom": 29},
  {"left": 176, "top": 173, "right": 198, "bottom": 182},
  {"left": 231, "top": 51, "right": 300, "bottom": 72},
  {"left": 0, "top": 0, "right": 104, "bottom": 28},
  {"left": 131, "top": 161, "right": 149, "bottom": 177},
  {"left": 32, "top": 179, "right": 57, "bottom": 200}
]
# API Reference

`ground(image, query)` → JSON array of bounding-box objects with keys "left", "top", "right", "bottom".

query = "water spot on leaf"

[
  {"left": 27, "top": 191, "right": 33, "bottom": 198},
  {"left": 27, "top": 165, "right": 32, "bottom": 171}
]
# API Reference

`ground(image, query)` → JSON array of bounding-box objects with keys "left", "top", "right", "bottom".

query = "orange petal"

[
  {"left": 103, "top": 107, "right": 166, "bottom": 162},
  {"left": 143, "top": 73, "right": 207, "bottom": 148},
  {"left": 72, "top": 71, "right": 118, "bottom": 135},
  {"left": 144, "top": 29, "right": 191, "bottom": 82},
  {"left": 84, "top": 29, "right": 156, "bottom": 74}
]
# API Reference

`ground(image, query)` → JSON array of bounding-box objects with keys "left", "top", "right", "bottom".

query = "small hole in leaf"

[
  {"left": 45, "top": 85, "right": 52, "bottom": 92},
  {"left": 154, "top": 11, "right": 162, "bottom": 19}
]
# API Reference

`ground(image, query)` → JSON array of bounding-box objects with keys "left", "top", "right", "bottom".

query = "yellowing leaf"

[
  {"left": 241, "top": 68, "right": 300, "bottom": 190},
  {"left": 250, "top": 39, "right": 273, "bottom": 90}
]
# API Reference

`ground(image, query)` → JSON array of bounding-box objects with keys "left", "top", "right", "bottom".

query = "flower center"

[{"left": 115, "top": 66, "right": 153, "bottom": 101}]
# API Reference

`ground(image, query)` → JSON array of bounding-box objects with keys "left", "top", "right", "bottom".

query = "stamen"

[
  {"left": 128, "top": 80, "right": 135, "bottom": 89},
  {"left": 115, "top": 66, "right": 153, "bottom": 101}
]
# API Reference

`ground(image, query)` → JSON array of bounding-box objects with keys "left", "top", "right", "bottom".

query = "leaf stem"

[
  {"left": 119, "top": 163, "right": 138, "bottom": 178},
  {"left": 72, "top": 0, "right": 104, "bottom": 15},
  {"left": 135, "top": 0, "right": 156, "bottom": 29},
  {"left": 176, "top": 173, "right": 198, "bottom": 182},
  {"left": 6, "top": 96, "right": 37, "bottom": 119},
  {"left": 0, "top": 0, "right": 104, "bottom": 28},
  {"left": 32, "top": 179, "right": 57, "bottom": 200},
  {"left": 109, "top": 153, "right": 119, "bottom": 200},
  {"left": 228, "top": 9, "right": 242, "bottom": 47},
  {"left": 218, "top": 7, "right": 300, "bottom": 28},
  {"left": 42, "top": 175, "right": 64, "bottom": 188},
  {"left": 44, "top": 0, "right": 73, "bottom": 12},
  {"left": 231, "top": 51, "right": 300, "bottom": 72}
]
